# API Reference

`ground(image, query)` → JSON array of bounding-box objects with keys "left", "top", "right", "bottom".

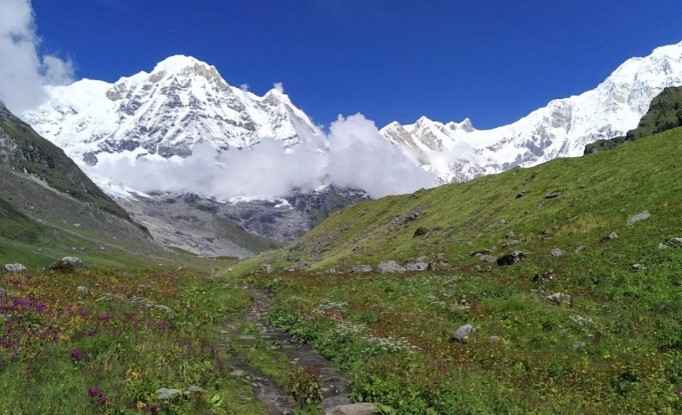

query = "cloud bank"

[
  {"left": 0, "top": 0, "right": 73, "bottom": 113},
  {"left": 87, "top": 114, "right": 438, "bottom": 200}
]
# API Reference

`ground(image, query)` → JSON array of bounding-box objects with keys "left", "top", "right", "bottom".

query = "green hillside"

[{"left": 232, "top": 126, "right": 682, "bottom": 413}]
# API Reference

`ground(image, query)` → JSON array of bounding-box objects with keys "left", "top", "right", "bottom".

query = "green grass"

[
  {"left": 235, "top": 127, "right": 682, "bottom": 414},
  {"left": 0, "top": 266, "right": 273, "bottom": 415}
]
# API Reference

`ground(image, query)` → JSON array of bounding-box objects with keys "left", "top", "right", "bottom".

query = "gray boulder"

[
  {"left": 496, "top": 251, "right": 526, "bottom": 266},
  {"left": 451, "top": 324, "right": 475, "bottom": 343},
  {"left": 49, "top": 257, "right": 83, "bottom": 272},
  {"left": 478, "top": 254, "right": 498, "bottom": 264},
  {"left": 546, "top": 292, "right": 572, "bottom": 306},
  {"left": 351, "top": 265, "right": 373, "bottom": 273},
  {"left": 627, "top": 211, "right": 651, "bottom": 226},
  {"left": 378, "top": 261, "right": 406, "bottom": 273},
  {"left": 661, "top": 237, "right": 682, "bottom": 248},
  {"left": 601, "top": 232, "right": 619, "bottom": 242},
  {"left": 3, "top": 263, "right": 26, "bottom": 273},
  {"left": 405, "top": 261, "right": 430, "bottom": 272},
  {"left": 550, "top": 248, "right": 564, "bottom": 257},
  {"left": 156, "top": 387, "right": 182, "bottom": 401},
  {"left": 326, "top": 403, "right": 379, "bottom": 415}
]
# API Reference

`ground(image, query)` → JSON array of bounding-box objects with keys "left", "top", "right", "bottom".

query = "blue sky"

[{"left": 33, "top": 0, "right": 682, "bottom": 129}]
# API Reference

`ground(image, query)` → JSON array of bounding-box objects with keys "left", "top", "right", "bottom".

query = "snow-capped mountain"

[
  {"left": 381, "top": 40, "right": 682, "bottom": 182},
  {"left": 24, "top": 55, "right": 322, "bottom": 167}
]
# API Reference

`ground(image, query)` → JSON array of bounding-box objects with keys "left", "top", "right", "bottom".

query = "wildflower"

[
  {"left": 87, "top": 387, "right": 108, "bottom": 406},
  {"left": 70, "top": 348, "right": 83, "bottom": 362}
]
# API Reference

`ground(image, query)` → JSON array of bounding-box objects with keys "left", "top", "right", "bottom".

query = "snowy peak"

[
  {"left": 381, "top": 40, "right": 682, "bottom": 182},
  {"left": 23, "top": 55, "right": 320, "bottom": 165}
]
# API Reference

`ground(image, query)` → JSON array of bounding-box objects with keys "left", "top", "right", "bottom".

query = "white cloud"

[
  {"left": 86, "top": 114, "right": 437, "bottom": 200},
  {"left": 0, "top": 0, "right": 73, "bottom": 113},
  {"left": 327, "top": 114, "right": 437, "bottom": 197}
]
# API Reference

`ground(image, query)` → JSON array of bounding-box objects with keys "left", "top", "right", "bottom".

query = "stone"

[
  {"left": 154, "top": 304, "right": 175, "bottom": 314},
  {"left": 391, "top": 208, "right": 422, "bottom": 225},
  {"left": 413, "top": 227, "right": 429, "bottom": 237},
  {"left": 186, "top": 385, "right": 206, "bottom": 395},
  {"left": 76, "top": 286, "right": 89, "bottom": 297},
  {"left": 626, "top": 211, "right": 651, "bottom": 226},
  {"left": 230, "top": 369, "right": 246, "bottom": 377},
  {"left": 478, "top": 254, "right": 498, "bottom": 264},
  {"left": 496, "top": 251, "right": 526, "bottom": 266},
  {"left": 3, "top": 263, "right": 26, "bottom": 273},
  {"left": 663, "top": 237, "right": 682, "bottom": 248},
  {"left": 575, "top": 245, "right": 587, "bottom": 254},
  {"left": 326, "top": 403, "right": 379, "bottom": 415},
  {"left": 451, "top": 324, "right": 475, "bottom": 343},
  {"left": 544, "top": 191, "right": 562, "bottom": 199},
  {"left": 351, "top": 265, "right": 373, "bottom": 273},
  {"left": 405, "top": 261, "right": 429, "bottom": 272},
  {"left": 532, "top": 270, "right": 555, "bottom": 285},
  {"left": 601, "top": 232, "right": 619, "bottom": 242},
  {"left": 550, "top": 248, "right": 564, "bottom": 257},
  {"left": 49, "top": 257, "right": 83, "bottom": 272},
  {"left": 261, "top": 264, "right": 273, "bottom": 274},
  {"left": 546, "top": 292, "right": 572, "bottom": 306},
  {"left": 471, "top": 249, "right": 493, "bottom": 257},
  {"left": 631, "top": 263, "right": 646, "bottom": 272},
  {"left": 377, "top": 261, "right": 406, "bottom": 274},
  {"left": 156, "top": 387, "right": 182, "bottom": 400}
]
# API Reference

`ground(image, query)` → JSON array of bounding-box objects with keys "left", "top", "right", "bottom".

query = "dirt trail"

[{"left": 223, "top": 288, "right": 352, "bottom": 415}]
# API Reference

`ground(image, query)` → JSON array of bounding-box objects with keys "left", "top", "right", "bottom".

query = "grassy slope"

[{"left": 234, "top": 127, "right": 682, "bottom": 413}]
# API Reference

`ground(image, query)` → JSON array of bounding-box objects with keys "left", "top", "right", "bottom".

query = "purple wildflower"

[
  {"left": 87, "top": 387, "right": 108, "bottom": 406},
  {"left": 70, "top": 348, "right": 83, "bottom": 362}
]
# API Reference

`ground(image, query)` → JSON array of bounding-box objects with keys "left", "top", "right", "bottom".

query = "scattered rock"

[
  {"left": 496, "top": 251, "right": 526, "bottom": 266},
  {"left": 532, "top": 270, "right": 555, "bottom": 285},
  {"left": 546, "top": 292, "right": 572, "bottom": 306},
  {"left": 186, "top": 385, "right": 206, "bottom": 395},
  {"left": 326, "top": 403, "right": 379, "bottom": 415},
  {"left": 377, "top": 261, "right": 406, "bottom": 274},
  {"left": 550, "top": 248, "right": 564, "bottom": 257},
  {"left": 76, "top": 286, "right": 89, "bottom": 297},
  {"left": 515, "top": 192, "right": 527, "bottom": 199},
  {"left": 575, "top": 245, "right": 587, "bottom": 254},
  {"left": 471, "top": 249, "right": 493, "bottom": 257},
  {"left": 261, "top": 264, "right": 273, "bottom": 274},
  {"left": 478, "top": 254, "right": 498, "bottom": 264},
  {"left": 391, "top": 209, "right": 422, "bottom": 225},
  {"left": 631, "top": 263, "right": 646, "bottom": 272},
  {"left": 451, "top": 324, "right": 475, "bottom": 343},
  {"left": 601, "top": 232, "right": 619, "bottom": 242},
  {"left": 49, "top": 257, "right": 83, "bottom": 272},
  {"left": 627, "top": 211, "right": 651, "bottom": 226},
  {"left": 230, "top": 369, "right": 246, "bottom": 378},
  {"left": 661, "top": 237, "right": 682, "bottom": 248},
  {"left": 156, "top": 388, "right": 182, "bottom": 401},
  {"left": 544, "top": 191, "right": 562, "bottom": 199},
  {"left": 3, "top": 263, "right": 26, "bottom": 273},
  {"left": 405, "top": 261, "right": 430, "bottom": 272},
  {"left": 413, "top": 227, "right": 429, "bottom": 238},
  {"left": 351, "top": 265, "right": 373, "bottom": 273},
  {"left": 153, "top": 304, "right": 175, "bottom": 314}
]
